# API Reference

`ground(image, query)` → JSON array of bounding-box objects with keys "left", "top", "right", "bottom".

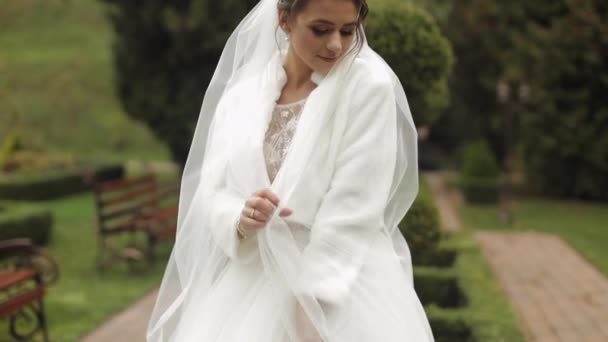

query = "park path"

[
  {"left": 424, "top": 172, "right": 463, "bottom": 232},
  {"left": 477, "top": 231, "right": 608, "bottom": 342},
  {"left": 80, "top": 289, "right": 157, "bottom": 342},
  {"left": 424, "top": 172, "right": 608, "bottom": 342}
]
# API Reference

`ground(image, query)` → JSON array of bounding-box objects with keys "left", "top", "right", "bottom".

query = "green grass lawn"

[
  {"left": 460, "top": 197, "right": 608, "bottom": 276},
  {"left": 0, "top": 0, "right": 170, "bottom": 163},
  {"left": 1, "top": 191, "right": 173, "bottom": 341}
]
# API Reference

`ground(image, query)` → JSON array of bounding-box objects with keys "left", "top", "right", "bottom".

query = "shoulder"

[
  {"left": 342, "top": 50, "right": 396, "bottom": 108},
  {"left": 347, "top": 51, "right": 395, "bottom": 101}
]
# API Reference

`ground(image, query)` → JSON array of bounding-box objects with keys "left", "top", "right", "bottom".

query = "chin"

[{"left": 310, "top": 61, "right": 334, "bottom": 75}]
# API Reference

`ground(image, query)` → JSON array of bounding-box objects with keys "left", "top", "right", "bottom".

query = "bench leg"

[
  {"left": 96, "top": 235, "right": 108, "bottom": 272},
  {"left": 8, "top": 302, "right": 49, "bottom": 342},
  {"left": 147, "top": 234, "right": 158, "bottom": 262},
  {"left": 37, "top": 300, "right": 49, "bottom": 342}
]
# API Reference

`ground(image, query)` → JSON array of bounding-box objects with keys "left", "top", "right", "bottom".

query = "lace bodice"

[{"left": 263, "top": 98, "right": 307, "bottom": 183}]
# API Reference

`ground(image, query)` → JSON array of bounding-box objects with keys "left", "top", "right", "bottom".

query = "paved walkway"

[
  {"left": 476, "top": 231, "right": 608, "bottom": 342},
  {"left": 80, "top": 289, "right": 158, "bottom": 342},
  {"left": 426, "top": 172, "right": 608, "bottom": 341},
  {"left": 424, "top": 172, "right": 463, "bottom": 232}
]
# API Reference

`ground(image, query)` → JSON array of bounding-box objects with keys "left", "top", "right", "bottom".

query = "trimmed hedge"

[
  {"left": 459, "top": 178, "right": 501, "bottom": 204},
  {"left": 415, "top": 267, "right": 468, "bottom": 308},
  {"left": 427, "top": 307, "right": 475, "bottom": 342},
  {"left": 415, "top": 247, "right": 458, "bottom": 268},
  {"left": 0, "top": 201, "right": 53, "bottom": 245},
  {"left": 460, "top": 142, "right": 500, "bottom": 204},
  {"left": 399, "top": 194, "right": 441, "bottom": 262},
  {"left": 0, "top": 163, "right": 124, "bottom": 200}
]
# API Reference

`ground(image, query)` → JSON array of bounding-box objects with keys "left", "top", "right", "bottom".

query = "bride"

[{"left": 147, "top": 0, "right": 434, "bottom": 341}]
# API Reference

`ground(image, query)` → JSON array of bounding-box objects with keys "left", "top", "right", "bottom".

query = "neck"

[{"left": 283, "top": 47, "right": 314, "bottom": 89}]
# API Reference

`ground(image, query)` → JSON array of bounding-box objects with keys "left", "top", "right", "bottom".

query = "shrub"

[
  {"left": 460, "top": 178, "right": 500, "bottom": 204},
  {"left": 366, "top": 0, "right": 454, "bottom": 127},
  {"left": 399, "top": 195, "right": 441, "bottom": 261},
  {"left": 0, "top": 163, "right": 124, "bottom": 201},
  {"left": 428, "top": 309, "right": 476, "bottom": 342},
  {"left": 460, "top": 142, "right": 500, "bottom": 203},
  {"left": 415, "top": 247, "right": 458, "bottom": 268},
  {"left": 415, "top": 267, "right": 468, "bottom": 308},
  {"left": 0, "top": 202, "right": 53, "bottom": 245}
]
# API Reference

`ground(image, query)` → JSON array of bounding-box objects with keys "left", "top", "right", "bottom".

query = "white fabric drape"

[{"left": 147, "top": 1, "right": 434, "bottom": 341}]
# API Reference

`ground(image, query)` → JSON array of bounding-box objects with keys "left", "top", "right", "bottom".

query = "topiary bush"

[
  {"left": 366, "top": 0, "right": 454, "bottom": 127},
  {"left": 399, "top": 194, "right": 441, "bottom": 262},
  {"left": 0, "top": 202, "right": 53, "bottom": 245},
  {"left": 460, "top": 142, "right": 500, "bottom": 203},
  {"left": 99, "top": 0, "right": 250, "bottom": 166}
]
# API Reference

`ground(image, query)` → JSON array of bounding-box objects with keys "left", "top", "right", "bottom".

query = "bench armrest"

[{"left": 0, "top": 239, "right": 59, "bottom": 286}]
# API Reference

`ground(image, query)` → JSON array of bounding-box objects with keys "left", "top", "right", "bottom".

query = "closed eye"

[{"left": 311, "top": 28, "right": 355, "bottom": 37}]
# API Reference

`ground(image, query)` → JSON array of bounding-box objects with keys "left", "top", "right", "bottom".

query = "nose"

[{"left": 326, "top": 32, "right": 342, "bottom": 56}]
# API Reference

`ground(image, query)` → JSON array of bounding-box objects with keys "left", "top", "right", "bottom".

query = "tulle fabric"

[
  {"left": 147, "top": 0, "right": 434, "bottom": 341},
  {"left": 172, "top": 230, "right": 431, "bottom": 342}
]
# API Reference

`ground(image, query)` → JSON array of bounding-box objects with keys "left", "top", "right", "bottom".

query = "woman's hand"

[{"left": 239, "top": 188, "right": 293, "bottom": 237}]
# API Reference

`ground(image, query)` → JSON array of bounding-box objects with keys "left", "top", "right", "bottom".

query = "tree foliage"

[
  {"left": 519, "top": 1, "right": 608, "bottom": 199},
  {"left": 420, "top": 0, "right": 608, "bottom": 199},
  {"left": 99, "top": 0, "right": 249, "bottom": 165}
]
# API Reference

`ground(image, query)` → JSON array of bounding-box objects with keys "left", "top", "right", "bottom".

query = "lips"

[{"left": 319, "top": 55, "right": 338, "bottom": 63}]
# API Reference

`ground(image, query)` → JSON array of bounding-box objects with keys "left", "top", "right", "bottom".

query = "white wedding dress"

[{"left": 170, "top": 99, "right": 433, "bottom": 341}]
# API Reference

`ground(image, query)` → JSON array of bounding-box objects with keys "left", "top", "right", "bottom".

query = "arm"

[
  {"left": 198, "top": 100, "right": 256, "bottom": 261},
  {"left": 297, "top": 80, "right": 399, "bottom": 304}
]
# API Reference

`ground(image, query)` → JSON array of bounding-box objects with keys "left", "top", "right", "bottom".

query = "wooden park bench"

[
  {"left": 0, "top": 238, "right": 59, "bottom": 342},
  {"left": 92, "top": 174, "right": 179, "bottom": 269}
]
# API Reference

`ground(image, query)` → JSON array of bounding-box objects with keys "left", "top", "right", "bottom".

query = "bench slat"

[
  {"left": 0, "top": 286, "right": 45, "bottom": 318},
  {"left": 95, "top": 174, "right": 155, "bottom": 192},
  {"left": 99, "top": 198, "right": 160, "bottom": 222},
  {"left": 0, "top": 270, "right": 35, "bottom": 291},
  {"left": 99, "top": 184, "right": 158, "bottom": 207}
]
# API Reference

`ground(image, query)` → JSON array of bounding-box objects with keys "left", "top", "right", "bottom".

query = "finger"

[
  {"left": 242, "top": 203, "right": 271, "bottom": 222},
  {"left": 258, "top": 189, "right": 280, "bottom": 206},
  {"left": 253, "top": 209, "right": 271, "bottom": 222},
  {"left": 248, "top": 197, "right": 276, "bottom": 217},
  {"left": 279, "top": 208, "right": 293, "bottom": 217},
  {"left": 240, "top": 216, "right": 265, "bottom": 230},
  {"left": 241, "top": 206, "right": 264, "bottom": 222}
]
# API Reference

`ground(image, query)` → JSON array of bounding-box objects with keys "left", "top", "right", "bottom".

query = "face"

[{"left": 280, "top": 0, "right": 359, "bottom": 75}]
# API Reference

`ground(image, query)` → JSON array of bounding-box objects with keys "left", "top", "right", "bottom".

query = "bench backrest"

[{"left": 92, "top": 174, "right": 160, "bottom": 234}]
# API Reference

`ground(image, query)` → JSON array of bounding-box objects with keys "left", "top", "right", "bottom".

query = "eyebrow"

[{"left": 310, "top": 19, "right": 358, "bottom": 26}]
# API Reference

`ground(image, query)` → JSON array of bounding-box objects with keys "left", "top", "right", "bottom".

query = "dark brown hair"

[{"left": 277, "top": 0, "right": 369, "bottom": 54}]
